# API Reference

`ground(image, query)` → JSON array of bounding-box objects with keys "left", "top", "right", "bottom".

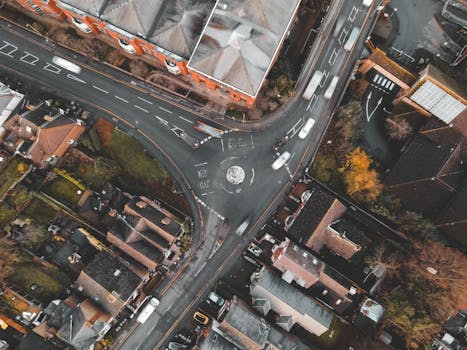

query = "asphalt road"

[{"left": 0, "top": 0, "right": 384, "bottom": 348}]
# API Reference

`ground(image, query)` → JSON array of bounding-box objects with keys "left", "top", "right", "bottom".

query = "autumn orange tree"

[
  {"left": 0, "top": 237, "right": 22, "bottom": 282},
  {"left": 340, "top": 147, "right": 382, "bottom": 202}
]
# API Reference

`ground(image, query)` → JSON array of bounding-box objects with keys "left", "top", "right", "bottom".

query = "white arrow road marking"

[
  {"left": 66, "top": 73, "right": 86, "bottom": 83},
  {"left": 366, "top": 93, "right": 383, "bottom": 122},
  {"left": 43, "top": 63, "right": 61, "bottom": 74},
  {"left": 20, "top": 51, "right": 39, "bottom": 65},
  {"left": 154, "top": 115, "right": 169, "bottom": 127}
]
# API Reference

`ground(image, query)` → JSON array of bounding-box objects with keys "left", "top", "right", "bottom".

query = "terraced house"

[{"left": 13, "top": 0, "right": 301, "bottom": 106}]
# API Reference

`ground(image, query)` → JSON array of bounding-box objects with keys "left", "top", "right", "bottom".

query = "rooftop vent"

[
  {"left": 161, "top": 217, "right": 171, "bottom": 226},
  {"left": 113, "top": 269, "right": 121, "bottom": 277},
  {"left": 312, "top": 258, "right": 319, "bottom": 265},
  {"left": 136, "top": 201, "right": 147, "bottom": 209}
]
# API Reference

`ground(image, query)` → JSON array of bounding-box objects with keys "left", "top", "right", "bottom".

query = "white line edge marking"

[
  {"left": 66, "top": 73, "right": 86, "bottom": 83},
  {"left": 194, "top": 162, "right": 208, "bottom": 167},
  {"left": 114, "top": 95, "right": 128, "bottom": 103}
]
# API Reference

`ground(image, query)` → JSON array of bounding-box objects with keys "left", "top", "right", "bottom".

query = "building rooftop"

[
  {"left": 0, "top": 82, "right": 24, "bottom": 128},
  {"left": 286, "top": 182, "right": 338, "bottom": 244},
  {"left": 59, "top": 0, "right": 109, "bottom": 17},
  {"left": 126, "top": 196, "right": 182, "bottom": 238},
  {"left": 198, "top": 330, "right": 239, "bottom": 350},
  {"left": 250, "top": 268, "right": 333, "bottom": 330},
  {"left": 188, "top": 0, "right": 301, "bottom": 97},
  {"left": 80, "top": 251, "right": 142, "bottom": 301}
]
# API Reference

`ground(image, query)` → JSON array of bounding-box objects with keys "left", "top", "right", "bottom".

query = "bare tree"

[{"left": 385, "top": 116, "right": 413, "bottom": 141}]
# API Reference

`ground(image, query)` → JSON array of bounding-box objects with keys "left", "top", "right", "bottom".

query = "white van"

[
  {"left": 52, "top": 56, "right": 82, "bottom": 74},
  {"left": 298, "top": 118, "right": 316, "bottom": 139},
  {"left": 235, "top": 217, "right": 251, "bottom": 236},
  {"left": 323, "top": 76, "right": 339, "bottom": 99},
  {"left": 303, "top": 71, "right": 324, "bottom": 100},
  {"left": 137, "top": 297, "right": 159, "bottom": 324},
  {"left": 272, "top": 151, "right": 291, "bottom": 170}
]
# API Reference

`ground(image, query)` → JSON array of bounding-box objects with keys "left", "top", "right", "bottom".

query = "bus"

[
  {"left": 303, "top": 71, "right": 323, "bottom": 100},
  {"left": 137, "top": 297, "right": 159, "bottom": 324},
  {"left": 343, "top": 27, "right": 360, "bottom": 51},
  {"left": 194, "top": 120, "right": 223, "bottom": 138},
  {"left": 323, "top": 76, "right": 339, "bottom": 99},
  {"left": 52, "top": 56, "right": 82, "bottom": 74}
]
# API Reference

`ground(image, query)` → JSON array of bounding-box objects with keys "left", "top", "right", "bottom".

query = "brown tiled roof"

[{"left": 368, "top": 48, "right": 416, "bottom": 86}]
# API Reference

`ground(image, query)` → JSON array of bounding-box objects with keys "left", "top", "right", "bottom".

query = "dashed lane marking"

[
  {"left": 159, "top": 106, "right": 173, "bottom": 114},
  {"left": 134, "top": 105, "right": 149, "bottom": 113},
  {"left": 194, "top": 195, "right": 225, "bottom": 221},
  {"left": 0, "top": 41, "right": 17, "bottom": 57},
  {"left": 178, "top": 115, "right": 193, "bottom": 124},
  {"left": 194, "top": 162, "right": 208, "bottom": 167},
  {"left": 137, "top": 96, "right": 154, "bottom": 105},
  {"left": 92, "top": 85, "right": 109, "bottom": 94},
  {"left": 114, "top": 95, "right": 128, "bottom": 103}
]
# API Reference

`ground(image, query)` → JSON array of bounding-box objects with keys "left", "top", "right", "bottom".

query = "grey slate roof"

[
  {"left": 82, "top": 251, "right": 142, "bottom": 301},
  {"left": 250, "top": 268, "right": 333, "bottom": 330},
  {"left": 188, "top": 0, "right": 301, "bottom": 97}
]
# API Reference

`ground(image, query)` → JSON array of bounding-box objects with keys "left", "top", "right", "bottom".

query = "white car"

[
  {"left": 298, "top": 118, "right": 316, "bottom": 139},
  {"left": 272, "top": 151, "right": 291, "bottom": 170},
  {"left": 247, "top": 242, "right": 263, "bottom": 257}
]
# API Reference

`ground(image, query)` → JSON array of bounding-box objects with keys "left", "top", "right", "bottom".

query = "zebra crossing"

[{"left": 371, "top": 73, "right": 395, "bottom": 94}]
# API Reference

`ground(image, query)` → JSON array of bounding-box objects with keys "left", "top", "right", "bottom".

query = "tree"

[
  {"left": 340, "top": 147, "right": 382, "bottom": 202},
  {"left": 0, "top": 237, "right": 22, "bottom": 282},
  {"left": 94, "top": 157, "right": 120, "bottom": 180},
  {"left": 129, "top": 60, "right": 149, "bottom": 78},
  {"left": 399, "top": 211, "right": 440, "bottom": 241},
  {"left": 385, "top": 116, "right": 413, "bottom": 141}
]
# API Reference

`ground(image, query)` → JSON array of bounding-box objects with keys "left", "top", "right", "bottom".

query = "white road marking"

[
  {"left": 134, "top": 105, "right": 149, "bottom": 113},
  {"left": 250, "top": 135, "right": 255, "bottom": 149},
  {"left": 178, "top": 115, "right": 193, "bottom": 124},
  {"left": 372, "top": 74, "right": 379, "bottom": 82},
  {"left": 66, "top": 73, "right": 86, "bottom": 83},
  {"left": 320, "top": 70, "right": 330, "bottom": 87},
  {"left": 137, "top": 96, "right": 153, "bottom": 105},
  {"left": 306, "top": 94, "right": 318, "bottom": 112},
  {"left": 194, "top": 162, "right": 208, "bottom": 167},
  {"left": 287, "top": 118, "right": 304, "bottom": 138},
  {"left": 376, "top": 76, "right": 382, "bottom": 84},
  {"left": 0, "top": 41, "right": 18, "bottom": 57},
  {"left": 389, "top": 82, "right": 395, "bottom": 91},
  {"left": 20, "top": 51, "right": 39, "bottom": 65},
  {"left": 385, "top": 80, "right": 391, "bottom": 89},
  {"left": 159, "top": 106, "right": 173, "bottom": 114},
  {"left": 200, "top": 192, "right": 215, "bottom": 197},
  {"left": 220, "top": 139, "right": 224, "bottom": 152},
  {"left": 154, "top": 115, "right": 169, "bottom": 127},
  {"left": 250, "top": 168, "right": 255, "bottom": 186},
  {"left": 92, "top": 85, "right": 109, "bottom": 94},
  {"left": 365, "top": 91, "right": 383, "bottom": 122},
  {"left": 328, "top": 47, "right": 338, "bottom": 65},
  {"left": 338, "top": 28, "right": 348, "bottom": 45},
  {"left": 43, "top": 63, "right": 61, "bottom": 74},
  {"left": 114, "top": 95, "right": 128, "bottom": 103},
  {"left": 348, "top": 6, "right": 358, "bottom": 22},
  {"left": 194, "top": 196, "right": 225, "bottom": 221},
  {"left": 381, "top": 78, "right": 387, "bottom": 86}
]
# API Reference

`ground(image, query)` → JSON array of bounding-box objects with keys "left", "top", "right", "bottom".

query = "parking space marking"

[
  {"left": 114, "top": 95, "right": 128, "bottom": 103},
  {"left": 338, "top": 28, "right": 348, "bottom": 45},
  {"left": 287, "top": 118, "right": 304, "bottom": 138},
  {"left": 194, "top": 162, "right": 208, "bottom": 167},
  {"left": 0, "top": 41, "right": 18, "bottom": 57},
  {"left": 306, "top": 94, "right": 318, "bottom": 112},
  {"left": 348, "top": 6, "right": 358, "bottom": 22},
  {"left": 20, "top": 51, "right": 39, "bottom": 65},
  {"left": 178, "top": 115, "right": 193, "bottom": 124},
  {"left": 159, "top": 106, "right": 173, "bottom": 114},
  {"left": 92, "top": 85, "right": 109, "bottom": 94},
  {"left": 320, "top": 71, "right": 330, "bottom": 87},
  {"left": 137, "top": 96, "right": 153, "bottom": 105},
  {"left": 43, "top": 63, "right": 61, "bottom": 74},
  {"left": 328, "top": 47, "right": 338, "bottom": 66}
]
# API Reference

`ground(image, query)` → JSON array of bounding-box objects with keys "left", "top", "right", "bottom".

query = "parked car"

[
  {"left": 167, "top": 342, "right": 187, "bottom": 350},
  {"left": 193, "top": 311, "right": 210, "bottom": 325},
  {"left": 298, "top": 118, "right": 315, "bottom": 139},
  {"left": 235, "top": 217, "right": 251, "bottom": 236},
  {"left": 208, "top": 291, "right": 225, "bottom": 306},
  {"left": 247, "top": 242, "right": 263, "bottom": 257}
]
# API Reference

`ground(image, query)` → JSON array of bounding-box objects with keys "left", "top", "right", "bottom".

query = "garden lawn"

[
  {"left": 106, "top": 128, "right": 169, "bottom": 191},
  {"left": 22, "top": 197, "right": 58, "bottom": 226},
  {"left": 0, "top": 158, "right": 22, "bottom": 199},
  {"left": 9, "top": 262, "right": 71, "bottom": 303},
  {"left": 42, "top": 176, "right": 83, "bottom": 208}
]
